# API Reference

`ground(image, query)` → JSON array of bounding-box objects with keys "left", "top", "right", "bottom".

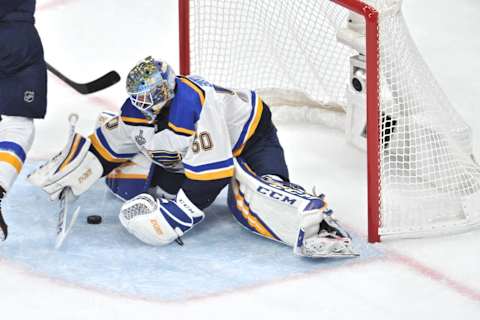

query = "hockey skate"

[
  {"left": 295, "top": 211, "right": 358, "bottom": 258},
  {"left": 0, "top": 210, "right": 7, "bottom": 241},
  {"left": 0, "top": 190, "right": 7, "bottom": 241}
]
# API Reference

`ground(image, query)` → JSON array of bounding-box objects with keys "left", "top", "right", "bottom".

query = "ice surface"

[{"left": 1, "top": 163, "right": 380, "bottom": 301}]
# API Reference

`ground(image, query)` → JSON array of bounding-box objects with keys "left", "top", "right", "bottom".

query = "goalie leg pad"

[
  {"left": 228, "top": 159, "right": 328, "bottom": 245},
  {"left": 229, "top": 159, "right": 357, "bottom": 258},
  {"left": 119, "top": 189, "right": 204, "bottom": 246},
  {"left": 28, "top": 132, "right": 103, "bottom": 200}
]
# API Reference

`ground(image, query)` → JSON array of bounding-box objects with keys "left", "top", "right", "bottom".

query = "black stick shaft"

[{"left": 46, "top": 62, "right": 121, "bottom": 94}]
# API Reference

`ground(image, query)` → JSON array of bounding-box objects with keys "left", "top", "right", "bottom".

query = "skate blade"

[
  {"left": 306, "top": 250, "right": 360, "bottom": 258},
  {"left": 0, "top": 213, "right": 7, "bottom": 241},
  {"left": 302, "top": 238, "right": 360, "bottom": 258}
]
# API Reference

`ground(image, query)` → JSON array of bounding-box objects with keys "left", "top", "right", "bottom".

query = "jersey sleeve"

[{"left": 88, "top": 99, "right": 155, "bottom": 175}]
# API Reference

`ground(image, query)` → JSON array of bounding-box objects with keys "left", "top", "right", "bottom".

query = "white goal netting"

[{"left": 186, "top": 0, "right": 480, "bottom": 239}]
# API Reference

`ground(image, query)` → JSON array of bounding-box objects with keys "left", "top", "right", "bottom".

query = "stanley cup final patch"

[
  {"left": 24, "top": 90, "right": 35, "bottom": 103},
  {"left": 135, "top": 130, "right": 147, "bottom": 145}
]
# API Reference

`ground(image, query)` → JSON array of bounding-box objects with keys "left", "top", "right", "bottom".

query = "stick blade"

[
  {"left": 55, "top": 206, "right": 81, "bottom": 250},
  {"left": 82, "top": 71, "right": 121, "bottom": 94}
]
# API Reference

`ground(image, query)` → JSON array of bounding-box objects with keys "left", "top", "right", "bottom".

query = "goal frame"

[{"left": 178, "top": 0, "right": 382, "bottom": 243}]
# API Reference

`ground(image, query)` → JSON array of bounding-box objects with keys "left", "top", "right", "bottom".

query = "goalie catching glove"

[
  {"left": 27, "top": 132, "right": 103, "bottom": 200},
  {"left": 119, "top": 189, "right": 205, "bottom": 246}
]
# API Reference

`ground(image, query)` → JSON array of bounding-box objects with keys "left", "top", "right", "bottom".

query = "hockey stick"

[
  {"left": 46, "top": 62, "right": 121, "bottom": 94},
  {"left": 54, "top": 113, "right": 82, "bottom": 249},
  {"left": 55, "top": 188, "right": 81, "bottom": 249}
]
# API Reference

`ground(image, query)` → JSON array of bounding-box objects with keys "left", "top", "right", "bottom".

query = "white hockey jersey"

[{"left": 89, "top": 75, "right": 264, "bottom": 182}]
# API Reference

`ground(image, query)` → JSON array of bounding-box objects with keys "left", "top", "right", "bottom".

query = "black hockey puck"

[{"left": 87, "top": 215, "right": 102, "bottom": 224}]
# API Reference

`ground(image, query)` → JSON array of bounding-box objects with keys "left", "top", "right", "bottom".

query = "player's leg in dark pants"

[
  {"left": 149, "top": 165, "right": 186, "bottom": 196},
  {"left": 239, "top": 103, "right": 289, "bottom": 181},
  {"left": 0, "top": 18, "right": 47, "bottom": 240}
]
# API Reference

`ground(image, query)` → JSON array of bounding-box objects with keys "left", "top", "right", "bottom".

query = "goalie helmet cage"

[{"left": 178, "top": 0, "right": 480, "bottom": 242}]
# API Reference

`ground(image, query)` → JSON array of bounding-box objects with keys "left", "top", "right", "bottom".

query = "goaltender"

[{"left": 29, "top": 56, "right": 357, "bottom": 257}]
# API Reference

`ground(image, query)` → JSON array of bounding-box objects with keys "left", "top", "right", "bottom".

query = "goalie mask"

[{"left": 126, "top": 56, "right": 176, "bottom": 118}]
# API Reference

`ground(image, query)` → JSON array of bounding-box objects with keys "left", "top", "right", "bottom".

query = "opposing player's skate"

[
  {"left": 0, "top": 187, "right": 7, "bottom": 241},
  {"left": 0, "top": 210, "right": 7, "bottom": 241}
]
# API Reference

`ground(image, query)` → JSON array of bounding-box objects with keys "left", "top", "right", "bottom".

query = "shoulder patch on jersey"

[
  {"left": 120, "top": 99, "right": 154, "bottom": 127},
  {"left": 178, "top": 76, "right": 205, "bottom": 106}
]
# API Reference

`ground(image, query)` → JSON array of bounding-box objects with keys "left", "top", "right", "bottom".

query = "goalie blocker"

[{"left": 27, "top": 132, "right": 103, "bottom": 200}]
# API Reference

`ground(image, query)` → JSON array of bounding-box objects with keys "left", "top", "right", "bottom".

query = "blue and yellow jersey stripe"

[
  {"left": 167, "top": 122, "right": 196, "bottom": 136},
  {"left": 121, "top": 116, "right": 153, "bottom": 127},
  {"left": 0, "top": 141, "right": 26, "bottom": 173},
  {"left": 149, "top": 150, "right": 182, "bottom": 166},
  {"left": 232, "top": 91, "right": 264, "bottom": 156},
  {"left": 89, "top": 128, "right": 136, "bottom": 164},
  {"left": 167, "top": 77, "right": 205, "bottom": 137},
  {"left": 178, "top": 76, "right": 206, "bottom": 106},
  {"left": 120, "top": 99, "right": 154, "bottom": 127},
  {"left": 184, "top": 158, "right": 234, "bottom": 181}
]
